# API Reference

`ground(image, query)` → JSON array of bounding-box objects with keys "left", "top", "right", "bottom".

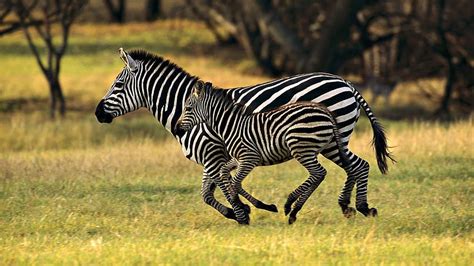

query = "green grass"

[{"left": 0, "top": 21, "right": 473, "bottom": 264}]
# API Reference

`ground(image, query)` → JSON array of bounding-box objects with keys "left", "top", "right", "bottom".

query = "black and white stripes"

[
  {"left": 176, "top": 81, "right": 351, "bottom": 224},
  {"left": 95, "top": 49, "right": 392, "bottom": 223}
]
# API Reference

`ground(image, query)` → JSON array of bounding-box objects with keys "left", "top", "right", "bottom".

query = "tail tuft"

[{"left": 371, "top": 119, "right": 396, "bottom": 174}]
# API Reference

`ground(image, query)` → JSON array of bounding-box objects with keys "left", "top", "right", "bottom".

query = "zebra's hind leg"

[
  {"left": 202, "top": 170, "right": 236, "bottom": 220},
  {"left": 353, "top": 158, "right": 378, "bottom": 217},
  {"left": 287, "top": 159, "right": 327, "bottom": 224},
  {"left": 239, "top": 188, "right": 278, "bottom": 213},
  {"left": 341, "top": 152, "right": 377, "bottom": 217},
  {"left": 322, "top": 145, "right": 377, "bottom": 218}
]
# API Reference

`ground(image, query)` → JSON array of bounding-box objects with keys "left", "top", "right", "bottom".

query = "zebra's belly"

[
  {"left": 260, "top": 156, "right": 292, "bottom": 166},
  {"left": 258, "top": 146, "right": 292, "bottom": 166}
]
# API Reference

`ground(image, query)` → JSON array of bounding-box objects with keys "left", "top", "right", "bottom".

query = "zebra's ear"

[
  {"left": 119, "top": 48, "right": 138, "bottom": 71},
  {"left": 192, "top": 81, "right": 203, "bottom": 98},
  {"left": 203, "top": 82, "right": 213, "bottom": 94}
]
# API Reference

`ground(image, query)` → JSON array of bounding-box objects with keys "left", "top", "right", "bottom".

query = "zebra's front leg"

[
  {"left": 220, "top": 159, "right": 251, "bottom": 215},
  {"left": 201, "top": 171, "right": 236, "bottom": 220},
  {"left": 229, "top": 160, "right": 257, "bottom": 225},
  {"left": 204, "top": 160, "right": 249, "bottom": 224},
  {"left": 223, "top": 158, "right": 278, "bottom": 213}
]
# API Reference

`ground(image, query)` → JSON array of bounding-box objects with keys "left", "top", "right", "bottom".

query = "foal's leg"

[
  {"left": 229, "top": 157, "right": 258, "bottom": 224},
  {"left": 222, "top": 159, "right": 278, "bottom": 213},
  {"left": 239, "top": 188, "right": 278, "bottom": 212},
  {"left": 286, "top": 156, "right": 327, "bottom": 224},
  {"left": 201, "top": 170, "right": 235, "bottom": 220},
  {"left": 220, "top": 159, "right": 251, "bottom": 214},
  {"left": 205, "top": 159, "right": 250, "bottom": 224}
]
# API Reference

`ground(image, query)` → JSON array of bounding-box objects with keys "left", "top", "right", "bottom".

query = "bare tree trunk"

[
  {"left": 12, "top": 0, "right": 85, "bottom": 119},
  {"left": 185, "top": 0, "right": 237, "bottom": 45},
  {"left": 304, "top": 0, "right": 365, "bottom": 72},
  {"left": 49, "top": 78, "right": 57, "bottom": 119},
  {"left": 437, "top": 60, "right": 455, "bottom": 116},
  {"left": 46, "top": 75, "right": 66, "bottom": 118},
  {"left": 145, "top": 0, "right": 160, "bottom": 22},
  {"left": 103, "top": 0, "right": 125, "bottom": 23},
  {"left": 434, "top": 0, "right": 454, "bottom": 116}
]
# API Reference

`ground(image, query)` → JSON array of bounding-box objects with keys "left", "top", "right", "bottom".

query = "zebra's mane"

[
  {"left": 207, "top": 85, "right": 254, "bottom": 116},
  {"left": 128, "top": 49, "right": 198, "bottom": 79}
]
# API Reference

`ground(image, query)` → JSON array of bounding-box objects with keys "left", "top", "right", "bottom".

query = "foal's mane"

[{"left": 200, "top": 81, "right": 254, "bottom": 116}]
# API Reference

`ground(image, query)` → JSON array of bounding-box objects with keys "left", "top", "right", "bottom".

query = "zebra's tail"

[
  {"left": 352, "top": 87, "right": 395, "bottom": 174},
  {"left": 321, "top": 106, "right": 351, "bottom": 171},
  {"left": 332, "top": 122, "right": 351, "bottom": 171}
]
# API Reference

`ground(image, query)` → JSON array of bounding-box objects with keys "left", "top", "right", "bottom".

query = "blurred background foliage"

[
  {"left": 0, "top": 2, "right": 473, "bottom": 264},
  {"left": 0, "top": 0, "right": 472, "bottom": 119}
]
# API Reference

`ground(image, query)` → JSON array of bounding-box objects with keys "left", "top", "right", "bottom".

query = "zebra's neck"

[
  {"left": 206, "top": 89, "right": 247, "bottom": 149},
  {"left": 140, "top": 59, "right": 198, "bottom": 135}
]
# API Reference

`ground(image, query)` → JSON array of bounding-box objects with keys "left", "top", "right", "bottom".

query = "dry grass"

[{"left": 0, "top": 21, "right": 473, "bottom": 265}]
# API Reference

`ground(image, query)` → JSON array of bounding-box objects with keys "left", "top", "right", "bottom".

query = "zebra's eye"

[
  {"left": 115, "top": 81, "right": 124, "bottom": 88},
  {"left": 185, "top": 106, "right": 191, "bottom": 112}
]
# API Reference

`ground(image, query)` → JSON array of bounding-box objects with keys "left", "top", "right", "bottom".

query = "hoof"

[
  {"left": 223, "top": 210, "right": 236, "bottom": 220},
  {"left": 267, "top": 204, "right": 278, "bottom": 213},
  {"left": 242, "top": 204, "right": 251, "bottom": 214},
  {"left": 368, "top": 208, "right": 378, "bottom": 217},
  {"left": 288, "top": 216, "right": 297, "bottom": 225},
  {"left": 237, "top": 217, "right": 250, "bottom": 225},
  {"left": 357, "top": 204, "right": 378, "bottom": 217},
  {"left": 343, "top": 207, "right": 356, "bottom": 218}
]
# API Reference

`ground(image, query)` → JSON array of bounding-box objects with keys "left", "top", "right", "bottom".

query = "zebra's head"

[
  {"left": 175, "top": 81, "right": 211, "bottom": 135},
  {"left": 95, "top": 48, "right": 144, "bottom": 123}
]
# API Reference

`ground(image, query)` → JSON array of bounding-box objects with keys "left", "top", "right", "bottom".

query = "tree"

[
  {"left": 103, "top": 0, "right": 125, "bottom": 23},
  {"left": 188, "top": 0, "right": 473, "bottom": 115},
  {"left": 187, "top": 0, "right": 393, "bottom": 75},
  {"left": 145, "top": 0, "right": 160, "bottom": 22},
  {"left": 9, "top": 0, "right": 87, "bottom": 118}
]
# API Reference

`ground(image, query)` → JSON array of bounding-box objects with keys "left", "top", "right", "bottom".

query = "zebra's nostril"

[
  {"left": 174, "top": 123, "right": 186, "bottom": 136},
  {"left": 95, "top": 99, "right": 114, "bottom": 124}
]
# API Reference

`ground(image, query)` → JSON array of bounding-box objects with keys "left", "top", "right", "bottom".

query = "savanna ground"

[{"left": 0, "top": 21, "right": 473, "bottom": 264}]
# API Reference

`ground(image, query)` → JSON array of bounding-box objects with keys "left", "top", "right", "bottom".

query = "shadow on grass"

[{"left": 102, "top": 183, "right": 196, "bottom": 197}]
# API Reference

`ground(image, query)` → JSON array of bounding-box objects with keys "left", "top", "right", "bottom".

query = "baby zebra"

[{"left": 176, "top": 82, "right": 350, "bottom": 224}]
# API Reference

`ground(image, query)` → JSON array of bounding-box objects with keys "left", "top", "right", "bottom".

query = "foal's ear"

[
  {"left": 119, "top": 48, "right": 138, "bottom": 71},
  {"left": 204, "top": 82, "right": 213, "bottom": 92},
  {"left": 193, "top": 80, "right": 210, "bottom": 98},
  {"left": 192, "top": 81, "right": 203, "bottom": 98}
]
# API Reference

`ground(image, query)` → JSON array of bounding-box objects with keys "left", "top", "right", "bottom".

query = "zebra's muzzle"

[
  {"left": 95, "top": 99, "right": 114, "bottom": 124},
  {"left": 174, "top": 120, "right": 189, "bottom": 136}
]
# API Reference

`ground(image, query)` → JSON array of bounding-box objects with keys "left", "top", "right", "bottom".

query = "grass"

[{"left": 0, "top": 21, "right": 473, "bottom": 264}]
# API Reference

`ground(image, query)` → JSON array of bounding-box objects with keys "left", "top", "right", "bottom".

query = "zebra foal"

[{"left": 176, "top": 82, "right": 352, "bottom": 224}]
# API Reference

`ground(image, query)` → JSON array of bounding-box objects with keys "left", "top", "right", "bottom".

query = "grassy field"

[{"left": 0, "top": 21, "right": 473, "bottom": 264}]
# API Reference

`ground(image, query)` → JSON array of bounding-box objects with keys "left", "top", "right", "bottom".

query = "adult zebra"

[
  {"left": 176, "top": 81, "right": 353, "bottom": 224},
  {"left": 95, "top": 48, "right": 393, "bottom": 222}
]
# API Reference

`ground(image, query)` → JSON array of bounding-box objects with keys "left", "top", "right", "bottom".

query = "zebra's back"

[
  {"left": 229, "top": 73, "right": 359, "bottom": 140},
  {"left": 238, "top": 102, "right": 338, "bottom": 166}
]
